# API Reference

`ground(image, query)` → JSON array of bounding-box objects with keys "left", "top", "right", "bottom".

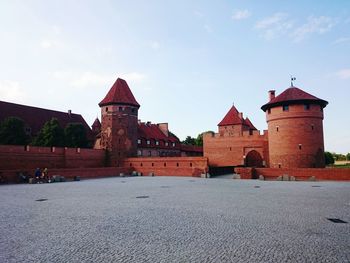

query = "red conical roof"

[
  {"left": 261, "top": 86, "right": 328, "bottom": 111},
  {"left": 99, "top": 78, "right": 140, "bottom": 107},
  {"left": 218, "top": 105, "right": 245, "bottom": 126}
]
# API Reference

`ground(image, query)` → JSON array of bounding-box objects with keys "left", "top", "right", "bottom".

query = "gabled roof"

[
  {"left": 0, "top": 101, "right": 93, "bottom": 139},
  {"left": 218, "top": 105, "right": 244, "bottom": 126},
  {"left": 244, "top": 117, "right": 257, "bottom": 130},
  {"left": 180, "top": 144, "right": 203, "bottom": 153},
  {"left": 138, "top": 123, "right": 179, "bottom": 142},
  {"left": 99, "top": 78, "right": 140, "bottom": 107},
  {"left": 261, "top": 86, "right": 328, "bottom": 111}
]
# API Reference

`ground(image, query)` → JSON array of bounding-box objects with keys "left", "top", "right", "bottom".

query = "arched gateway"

[{"left": 245, "top": 150, "right": 263, "bottom": 168}]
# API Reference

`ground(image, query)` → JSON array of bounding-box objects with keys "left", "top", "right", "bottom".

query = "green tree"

[
  {"left": 347, "top": 153, "right": 350, "bottom": 161},
  {"left": 64, "top": 123, "right": 88, "bottom": 148},
  {"left": 324, "top": 151, "right": 335, "bottom": 166},
  {"left": 182, "top": 136, "right": 196, "bottom": 145},
  {"left": 0, "top": 117, "right": 28, "bottom": 145},
  {"left": 195, "top": 131, "right": 214, "bottom": 146},
  {"left": 32, "top": 118, "right": 65, "bottom": 147}
]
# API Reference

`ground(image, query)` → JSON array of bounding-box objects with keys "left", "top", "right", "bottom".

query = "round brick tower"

[
  {"left": 261, "top": 86, "right": 328, "bottom": 168},
  {"left": 99, "top": 78, "right": 140, "bottom": 165}
]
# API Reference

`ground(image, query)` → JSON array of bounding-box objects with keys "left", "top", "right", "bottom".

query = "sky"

[{"left": 0, "top": 0, "right": 349, "bottom": 153}]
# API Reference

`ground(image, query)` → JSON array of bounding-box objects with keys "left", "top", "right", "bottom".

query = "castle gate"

[{"left": 245, "top": 150, "right": 263, "bottom": 168}]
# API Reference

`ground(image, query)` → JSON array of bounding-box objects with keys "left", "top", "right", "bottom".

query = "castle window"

[
  {"left": 137, "top": 139, "right": 141, "bottom": 144},
  {"left": 155, "top": 141, "right": 159, "bottom": 146},
  {"left": 304, "top": 104, "right": 310, "bottom": 110},
  {"left": 282, "top": 105, "right": 289, "bottom": 111},
  {"left": 140, "top": 163, "right": 143, "bottom": 167},
  {"left": 119, "top": 106, "right": 122, "bottom": 111},
  {"left": 130, "top": 163, "right": 132, "bottom": 167},
  {"left": 249, "top": 130, "right": 253, "bottom": 135},
  {"left": 278, "top": 164, "right": 281, "bottom": 168},
  {"left": 164, "top": 163, "right": 166, "bottom": 167},
  {"left": 311, "top": 124, "right": 314, "bottom": 130},
  {"left": 137, "top": 150, "right": 142, "bottom": 156},
  {"left": 131, "top": 108, "right": 135, "bottom": 113},
  {"left": 276, "top": 126, "right": 279, "bottom": 132},
  {"left": 172, "top": 142, "right": 176, "bottom": 147},
  {"left": 165, "top": 142, "right": 169, "bottom": 147},
  {"left": 299, "top": 144, "right": 302, "bottom": 150},
  {"left": 146, "top": 140, "right": 150, "bottom": 145},
  {"left": 106, "top": 107, "right": 108, "bottom": 112},
  {"left": 190, "top": 163, "right": 193, "bottom": 167},
  {"left": 177, "top": 163, "right": 179, "bottom": 167},
  {"left": 230, "top": 147, "right": 232, "bottom": 151},
  {"left": 267, "top": 109, "right": 271, "bottom": 114},
  {"left": 152, "top": 163, "right": 154, "bottom": 167},
  {"left": 148, "top": 151, "right": 151, "bottom": 156}
]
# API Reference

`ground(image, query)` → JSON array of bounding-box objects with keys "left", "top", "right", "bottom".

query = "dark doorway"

[
  {"left": 246, "top": 150, "right": 263, "bottom": 168},
  {"left": 209, "top": 166, "right": 234, "bottom": 176}
]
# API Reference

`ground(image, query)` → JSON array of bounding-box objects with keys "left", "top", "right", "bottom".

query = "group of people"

[{"left": 34, "top": 168, "right": 51, "bottom": 183}]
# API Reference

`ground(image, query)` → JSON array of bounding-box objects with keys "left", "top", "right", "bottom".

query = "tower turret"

[
  {"left": 261, "top": 86, "right": 328, "bottom": 168},
  {"left": 99, "top": 78, "right": 140, "bottom": 165}
]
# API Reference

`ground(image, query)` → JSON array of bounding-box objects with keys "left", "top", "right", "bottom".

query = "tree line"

[
  {"left": 181, "top": 131, "right": 214, "bottom": 147},
  {"left": 0, "top": 117, "right": 89, "bottom": 148},
  {"left": 324, "top": 151, "right": 350, "bottom": 165}
]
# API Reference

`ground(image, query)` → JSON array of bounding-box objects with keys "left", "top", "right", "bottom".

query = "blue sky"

[{"left": 0, "top": 0, "right": 349, "bottom": 153}]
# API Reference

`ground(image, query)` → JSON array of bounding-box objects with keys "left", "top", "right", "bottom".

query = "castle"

[{"left": 1, "top": 77, "right": 349, "bottom": 182}]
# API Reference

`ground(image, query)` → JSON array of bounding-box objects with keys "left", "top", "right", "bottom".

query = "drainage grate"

[
  {"left": 312, "top": 185, "right": 321, "bottom": 188},
  {"left": 136, "top": 196, "right": 149, "bottom": 199},
  {"left": 254, "top": 186, "right": 261, "bottom": 188},
  {"left": 327, "top": 218, "right": 348, "bottom": 224},
  {"left": 35, "top": 199, "right": 48, "bottom": 202},
  {"left": 121, "top": 181, "right": 126, "bottom": 183}
]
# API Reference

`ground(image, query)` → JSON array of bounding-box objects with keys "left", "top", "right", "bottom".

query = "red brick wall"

[
  {"left": 0, "top": 167, "right": 131, "bottom": 183},
  {"left": 124, "top": 157, "right": 208, "bottom": 177},
  {"left": 234, "top": 167, "right": 350, "bottom": 181},
  {"left": 203, "top": 131, "right": 269, "bottom": 167},
  {"left": 0, "top": 145, "right": 105, "bottom": 170},
  {"left": 266, "top": 104, "right": 325, "bottom": 168}
]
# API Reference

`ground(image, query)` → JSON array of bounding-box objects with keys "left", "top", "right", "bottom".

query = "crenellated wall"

[{"left": 203, "top": 130, "right": 269, "bottom": 167}]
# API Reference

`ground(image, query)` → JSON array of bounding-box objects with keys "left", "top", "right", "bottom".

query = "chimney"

[
  {"left": 157, "top": 123, "right": 169, "bottom": 137},
  {"left": 238, "top": 112, "right": 243, "bottom": 119},
  {"left": 68, "top": 110, "right": 72, "bottom": 116},
  {"left": 268, "top": 90, "right": 276, "bottom": 101},
  {"left": 146, "top": 121, "right": 151, "bottom": 126}
]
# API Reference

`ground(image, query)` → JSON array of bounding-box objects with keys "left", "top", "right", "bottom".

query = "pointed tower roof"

[
  {"left": 218, "top": 105, "right": 245, "bottom": 126},
  {"left": 244, "top": 117, "right": 257, "bottom": 130},
  {"left": 99, "top": 78, "right": 140, "bottom": 107},
  {"left": 261, "top": 86, "right": 328, "bottom": 111},
  {"left": 91, "top": 118, "right": 101, "bottom": 128}
]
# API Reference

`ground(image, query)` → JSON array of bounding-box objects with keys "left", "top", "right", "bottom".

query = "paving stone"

[{"left": 0, "top": 177, "right": 349, "bottom": 263}]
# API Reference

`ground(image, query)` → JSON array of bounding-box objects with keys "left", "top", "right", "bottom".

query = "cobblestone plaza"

[{"left": 1, "top": 177, "right": 349, "bottom": 262}]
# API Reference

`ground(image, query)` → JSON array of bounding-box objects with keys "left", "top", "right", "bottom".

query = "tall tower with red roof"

[
  {"left": 261, "top": 86, "right": 328, "bottom": 168},
  {"left": 99, "top": 78, "right": 140, "bottom": 165}
]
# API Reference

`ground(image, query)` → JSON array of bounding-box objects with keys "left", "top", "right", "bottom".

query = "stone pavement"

[{"left": 0, "top": 177, "right": 349, "bottom": 262}]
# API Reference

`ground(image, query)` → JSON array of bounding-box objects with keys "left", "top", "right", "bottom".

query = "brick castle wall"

[
  {"left": 266, "top": 103, "right": 325, "bottom": 168},
  {"left": 235, "top": 167, "right": 350, "bottom": 181},
  {"left": 124, "top": 157, "right": 208, "bottom": 177},
  {"left": 0, "top": 145, "right": 105, "bottom": 170},
  {"left": 203, "top": 130, "right": 269, "bottom": 167}
]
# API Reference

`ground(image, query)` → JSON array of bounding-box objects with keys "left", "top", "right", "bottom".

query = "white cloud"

[
  {"left": 292, "top": 16, "right": 335, "bottom": 42},
  {"left": 0, "top": 80, "right": 27, "bottom": 102},
  {"left": 232, "top": 10, "right": 251, "bottom": 20},
  {"left": 336, "top": 69, "right": 350, "bottom": 79},
  {"left": 255, "top": 13, "right": 294, "bottom": 40},
  {"left": 70, "top": 72, "right": 147, "bottom": 89},
  {"left": 332, "top": 37, "right": 350, "bottom": 45},
  {"left": 40, "top": 39, "right": 62, "bottom": 49}
]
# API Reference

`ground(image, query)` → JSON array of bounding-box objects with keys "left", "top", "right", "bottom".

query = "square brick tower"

[{"left": 98, "top": 78, "right": 140, "bottom": 166}]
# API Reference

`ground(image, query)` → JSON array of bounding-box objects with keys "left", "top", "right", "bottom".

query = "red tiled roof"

[
  {"left": 180, "top": 144, "right": 203, "bottom": 153},
  {"left": 243, "top": 117, "right": 257, "bottom": 130},
  {"left": 99, "top": 78, "right": 140, "bottom": 107},
  {"left": 138, "top": 123, "right": 179, "bottom": 143},
  {"left": 261, "top": 86, "right": 328, "bottom": 111},
  {"left": 0, "top": 101, "right": 93, "bottom": 140},
  {"left": 218, "top": 105, "right": 244, "bottom": 126}
]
